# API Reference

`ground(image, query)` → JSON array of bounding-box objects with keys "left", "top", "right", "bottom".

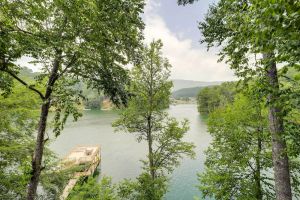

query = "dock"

[{"left": 60, "top": 145, "right": 101, "bottom": 200}]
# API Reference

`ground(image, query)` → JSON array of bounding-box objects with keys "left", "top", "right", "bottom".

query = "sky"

[
  {"left": 143, "top": 0, "right": 235, "bottom": 81},
  {"left": 21, "top": 0, "right": 236, "bottom": 82}
]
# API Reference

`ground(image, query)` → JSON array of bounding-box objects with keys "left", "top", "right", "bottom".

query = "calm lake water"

[{"left": 49, "top": 104, "right": 211, "bottom": 200}]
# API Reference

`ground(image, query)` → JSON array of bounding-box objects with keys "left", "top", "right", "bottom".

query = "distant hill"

[
  {"left": 19, "top": 67, "right": 104, "bottom": 109},
  {"left": 20, "top": 67, "right": 40, "bottom": 79},
  {"left": 172, "top": 79, "right": 222, "bottom": 92},
  {"left": 172, "top": 86, "right": 203, "bottom": 99}
]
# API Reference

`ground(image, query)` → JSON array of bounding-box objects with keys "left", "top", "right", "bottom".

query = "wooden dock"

[{"left": 60, "top": 145, "right": 101, "bottom": 200}]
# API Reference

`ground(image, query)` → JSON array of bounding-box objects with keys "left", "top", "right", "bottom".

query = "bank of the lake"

[{"left": 49, "top": 104, "right": 211, "bottom": 200}]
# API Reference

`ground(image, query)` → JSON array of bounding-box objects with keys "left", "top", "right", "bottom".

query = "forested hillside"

[
  {"left": 171, "top": 81, "right": 221, "bottom": 99},
  {"left": 172, "top": 86, "right": 203, "bottom": 99},
  {"left": 172, "top": 79, "right": 221, "bottom": 91},
  {"left": 20, "top": 68, "right": 105, "bottom": 110},
  {"left": 196, "top": 82, "right": 236, "bottom": 114}
]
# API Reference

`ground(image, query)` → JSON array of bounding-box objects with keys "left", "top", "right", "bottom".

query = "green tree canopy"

[
  {"left": 113, "top": 40, "right": 195, "bottom": 200},
  {"left": 199, "top": 93, "right": 274, "bottom": 199},
  {"left": 196, "top": 1, "right": 300, "bottom": 198},
  {"left": 197, "top": 82, "right": 236, "bottom": 115},
  {"left": 1, "top": 0, "right": 145, "bottom": 198},
  {"left": 0, "top": 82, "right": 40, "bottom": 199}
]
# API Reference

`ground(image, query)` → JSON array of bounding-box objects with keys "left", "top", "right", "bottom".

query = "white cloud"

[
  {"left": 143, "top": 0, "right": 235, "bottom": 81},
  {"left": 144, "top": 0, "right": 161, "bottom": 13},
  {"left": 16, "top": 56, "right": 42, "bottom": 72}
]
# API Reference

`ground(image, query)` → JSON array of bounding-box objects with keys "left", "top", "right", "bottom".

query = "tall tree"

[
  {"left": 0, "top": 0, "right": 144, "bottom": 199},
  {"left": 113, "top": 40, "right": 195, "bottom": 200},
  {"left": 199, "top": 82, "right": 300, "bottom": 199},
  {"left": 178, "top": 0, "right": 300, "bottom": 199},
  {"left": 199, "top": 93, "right": 274, "bottom": 199}
]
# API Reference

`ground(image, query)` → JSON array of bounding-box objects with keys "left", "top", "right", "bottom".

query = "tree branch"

[
  {"left": 59, "top": 53, "right": 77, "bottom": 77},
  {"left": 1, "top": 68, "right": 45, "bottom": 100}
]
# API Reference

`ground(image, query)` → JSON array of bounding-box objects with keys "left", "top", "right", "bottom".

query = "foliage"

[
  {"left": 197, "top": 82, "right": 236, "bottom": 115},
  {"left": 0, "top": 71, "right": 13, "bottom": 97},
  {"left": 198, "top": 81, "right": 300, "bottom": 199},
  {"left": 0, "top": 82, "right": 40, "bottom": 199},
  {"left": 20, "top": 67, "right": 104, "bottom": 110},
  {"left": 0, "top": 0, "right": 145, "bottom": 134},
  {"left": 182, "top": 0, "right": 300, "bottom": 124},
  {"left": 39, "top": 158, "right": 86, "bottom": 200},
  {"left": 1, "top": 0, "right": 145, "bottom": 197},
  {"left": 68, "top": 176, "right": 118, "bottom": 200},
  {"left": 0, "top": 81, "right": 78, "bottom": 199},
  {"left": 198, "top": 0, "right": 300, "bottom": 101},
  {"left": 67, "top": 174, "right": 167, "bottom": 200},
  {"left": 177, "top": 0, "right": 198, "bottom": 6},
  {"left": 113, "top": 40, "right": 195, "bottom": 199},
  {"left": 197, "top": 0, "right": 300, "bottom": 198},
  {"left": 198, "top": 93, "right": 275, "bottom": 199},
  {"left": 81, "top": 85, "right": 103, "bottom": 110},
  {"left": 114, "top": 173, "right": 167, "bottom": 200}
]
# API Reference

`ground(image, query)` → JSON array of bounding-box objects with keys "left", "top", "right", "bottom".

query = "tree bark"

[
  {"left": 26, "top": 101, "right": 50, "bottom": 200},
  {"left": 263, "top": 53, "right": 292, "bottom": 200},
  {"left": 254, "top": 106, "right": 263, "bottom": 200},
  {"left": 147, "top": 52, "right": 155, "bottom": 180},
  {"left": 147, "top": 116, "right": 155, "bottom": 180},
  {"left": 255, "top": 129, "right": 262, "bottom": 200},
  {"left": 27, "top": 55, "right": 61, "bottom": 200}
]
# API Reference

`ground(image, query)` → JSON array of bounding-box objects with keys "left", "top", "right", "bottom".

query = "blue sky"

[
  {"left": 156, "top": 0, "right": 215, "bottom": 45},
  {"left": 143, "top": 0, "right": 235, "bottom": 81}
]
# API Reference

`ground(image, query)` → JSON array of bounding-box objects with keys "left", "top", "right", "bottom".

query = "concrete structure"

[{"left": 60, "top": 145, "right": 101, "bottom": 200}]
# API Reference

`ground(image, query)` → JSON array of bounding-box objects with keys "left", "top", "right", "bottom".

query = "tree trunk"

[
  {"left": 263, "top": 53, "right": 292, "bottom": 200},
  {"left": 26, "top": 101, "right": 50, "bottom": 200},
  {"left": 147, "top": 116, "right": 155, "bottom": 180},
  {"left": 147, "top": 55, "right": 155, "bottom": 180},
  {"left": 255, "top": 128, "right": 262, "bottom": 200},
  {"left": 27, "top": 55, "right": 61, "bottom": 200},
  {"left": 254, "top": 106, "right": 263, "bottom": 200}
]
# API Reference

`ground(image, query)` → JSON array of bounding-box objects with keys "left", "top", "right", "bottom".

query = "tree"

[
  {"left": 199, "top": 83, "right": 300, "bottom": 199},
  {"left": 66, "top": 174, "right": 167, "bottom": 200},
  {"left": 0, "top": 71, "right": 78, "bottom": 200},
  {"left": 199, "top": 93, "right": 275, "bottom": 199},
  {"left": 177, "top": 0, "right": 197, "bottom": 6},
  {"left": 113, "top": 40, "right": 195, "bottom": 200},
  {"left": 0, "top": 82, "right": 40, "bottom": 199},
  {"left": 179, "top": 0, "right": 300, "bottom": 199},
  {"left": 0, "top": 71, "right": 83, "bottom": 199},
  {"left": 197, "top": 82, "right": 236, "bottom": 115},
  {"left": 67, "top": 176, "right": 118, "bottom": 200},
  {"left": 0, "top": 0, "right": 144, "bottom": 199},
  {"left": 39, "top": 156, "right": 81, "bottom": 200}
]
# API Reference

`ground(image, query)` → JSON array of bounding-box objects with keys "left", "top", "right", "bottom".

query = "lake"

[{"left": 49, "top": 104, "right": 211, "bottom": 200}]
